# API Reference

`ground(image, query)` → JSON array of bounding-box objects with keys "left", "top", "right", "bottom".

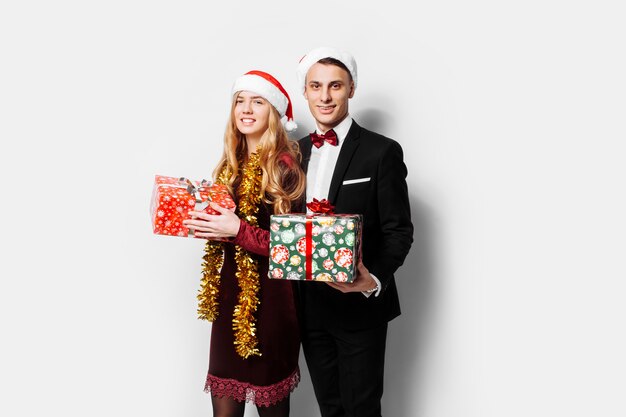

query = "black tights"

[{"left": 211, "top": 394, "right": 290, "bottom": 417}]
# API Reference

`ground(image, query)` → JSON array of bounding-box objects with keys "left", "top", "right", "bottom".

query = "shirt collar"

[{"left": 316, "top": 115, "right": 353, "bottom": 145}]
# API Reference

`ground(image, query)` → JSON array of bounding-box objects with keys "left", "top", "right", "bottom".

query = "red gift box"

[{"left": 150, "top": 175, "right": 235, "bottom": 237}]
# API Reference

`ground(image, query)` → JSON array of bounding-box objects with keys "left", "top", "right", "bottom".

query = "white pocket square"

[{"left": 342, "top": 177, "right": 371, "bottom": 185}]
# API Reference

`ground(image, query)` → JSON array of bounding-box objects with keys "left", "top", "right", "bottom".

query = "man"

[{"left": 295, "top": 47, "right": 414, "bottom": 417}]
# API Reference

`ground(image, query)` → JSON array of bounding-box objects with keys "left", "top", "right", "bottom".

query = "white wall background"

[{"left": 1, "top": 1, "right": 625, "bottom": 416}]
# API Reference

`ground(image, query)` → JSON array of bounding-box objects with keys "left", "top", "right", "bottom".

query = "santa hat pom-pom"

[{"left": 284, "top": 120, "right": 298, "bottom": 132}]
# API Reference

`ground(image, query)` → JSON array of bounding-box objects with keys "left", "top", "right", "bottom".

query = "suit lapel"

[
  {"left": 328, "top": 122, "right": 361, "bottom": 205},
  {"left": 300, "top": 137, "right": 313, "bottom": 173}
]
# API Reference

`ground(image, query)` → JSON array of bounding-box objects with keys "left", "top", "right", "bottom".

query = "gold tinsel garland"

[
  {"left": 197, "top": 240, "right": 223, "bottom": 321},
  {"left": 197, "top": 152, "right": 263, "bottom": 359}
]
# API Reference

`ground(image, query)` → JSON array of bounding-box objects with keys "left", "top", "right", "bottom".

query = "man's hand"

[{"left": 326, "top": 260, "right": 377, "bottom": 293}]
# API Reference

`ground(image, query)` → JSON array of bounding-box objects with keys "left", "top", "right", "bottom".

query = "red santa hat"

[
  {"left": 296, "top": 47, "right": 358, "bottom": 93},
  {"left": 231, "top": 70, "right": 297, "bottom": 132}
]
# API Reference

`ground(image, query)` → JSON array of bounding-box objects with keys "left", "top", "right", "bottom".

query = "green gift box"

[{"left": 268, "top": 213, "right": 362, "bottom": 282}]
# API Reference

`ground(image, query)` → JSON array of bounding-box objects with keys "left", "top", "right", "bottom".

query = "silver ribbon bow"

[{"left": 180, "top": 177, "right": 213, "bottom": 211}]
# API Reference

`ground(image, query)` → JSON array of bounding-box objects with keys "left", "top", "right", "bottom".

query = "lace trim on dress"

[{"left": 204, "top": 367, "right": 300, "bottom": 407}]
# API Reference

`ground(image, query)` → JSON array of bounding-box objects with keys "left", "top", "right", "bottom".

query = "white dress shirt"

[
  {"left": 306, "top": 116, "right": 352, "bottom": 204},
  {"left": 305, "top": 116, "right": 381, "bottom": 297}
]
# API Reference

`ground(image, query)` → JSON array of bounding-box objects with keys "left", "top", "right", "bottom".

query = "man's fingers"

[{"left": 326, "top": 282, "right": 351, "bottom": 293}]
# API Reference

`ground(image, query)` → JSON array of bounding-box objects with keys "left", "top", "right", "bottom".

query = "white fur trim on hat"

[
  {"left": 297, "top": 47, "right": 358, "bottom": 93},
  {"left": 232, "top": 74, "right": 289, "bottom": 117},
  {"left": 283, "top": 120, "right": 297, "bottom": 132}
]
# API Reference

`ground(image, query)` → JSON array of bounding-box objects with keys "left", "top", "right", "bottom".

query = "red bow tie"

[{"left": 310, "top": 129, "right": 338, "bottom": 148}]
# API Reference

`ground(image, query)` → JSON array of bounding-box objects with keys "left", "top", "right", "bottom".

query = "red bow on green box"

[{"left": 306, "top": 198, "right": 335, "bottom": 214}]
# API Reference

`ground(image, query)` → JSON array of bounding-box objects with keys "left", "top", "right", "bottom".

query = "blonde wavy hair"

[{"left": 212, "top": 95, "right": 306, "bottom": 214}]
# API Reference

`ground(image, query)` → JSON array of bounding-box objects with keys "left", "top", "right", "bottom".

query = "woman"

[{"left": 183, "top": 70, "right": 306, "bottom": 417}]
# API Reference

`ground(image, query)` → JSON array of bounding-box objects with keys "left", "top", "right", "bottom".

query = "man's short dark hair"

[{"left": 317, "top": 57, "right": 353, "bottom": 82}]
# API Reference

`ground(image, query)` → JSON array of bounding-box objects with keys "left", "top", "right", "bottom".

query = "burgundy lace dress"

[{"left": 204, "top": 202, "right": 300, "bottom": 406}]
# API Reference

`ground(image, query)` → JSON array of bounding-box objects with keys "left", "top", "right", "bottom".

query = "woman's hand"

[{"left": 184, "top": 202, "right": 240, "bottom": 240}]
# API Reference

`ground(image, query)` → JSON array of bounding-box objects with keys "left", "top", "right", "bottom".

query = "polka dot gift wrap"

[{"left": 268, "top": 213, "right": 363, "bottom": 282}]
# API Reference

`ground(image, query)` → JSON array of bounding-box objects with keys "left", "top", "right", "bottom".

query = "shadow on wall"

[
  {"left": 354, "top": 107, "right": 392, "bottom": 135},
  {"left": 383, "top": 196, "right": 437, "bottom": 417},
  {"left": 360, "top": 107, "right": 439, "bottom": 417}
]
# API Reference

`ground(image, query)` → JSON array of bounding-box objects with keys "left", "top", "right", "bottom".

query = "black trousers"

[{"left": 302, "top": 322, "right": 388, "bottom": 417}]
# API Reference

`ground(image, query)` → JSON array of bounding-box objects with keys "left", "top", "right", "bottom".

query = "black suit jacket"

[{"left": 297, "top": 121, "right": 414, "bottom": 330}]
